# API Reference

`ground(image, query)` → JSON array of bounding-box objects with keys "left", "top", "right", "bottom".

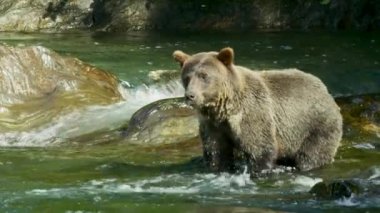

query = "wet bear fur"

[{"left": 173, "top": 47, "right": 342, "bottom": 175}]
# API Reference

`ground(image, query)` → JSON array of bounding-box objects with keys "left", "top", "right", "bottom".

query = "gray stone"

[{"left": 122, "top": 97, "right": 199, "bottom": 145}]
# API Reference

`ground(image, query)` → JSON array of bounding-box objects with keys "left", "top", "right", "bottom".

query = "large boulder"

[{"left": 0, "top": 44, "right": 122, "bottom": 133}]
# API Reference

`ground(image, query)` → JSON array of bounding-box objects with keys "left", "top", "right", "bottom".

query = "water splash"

[
  {"left": 368, "top": 167, "right": 380, "bottom": 180},
  {"left": 353, "top": 143, "right": 376, "bottom": 150},
  {"left": 118, "top": 80, "right": 184, "bottom": 117},
  {"left": 335, "top": 194, "right": 360, "bottom": 207},
  {"left": 292, "top": 175, "right": 323, "bottom": 187},
  {"left": 25, "top": 170, "right": 327, "bottom": 202},
  {"left": 0, "top": 80, "right": 184, "bottom": 147}
]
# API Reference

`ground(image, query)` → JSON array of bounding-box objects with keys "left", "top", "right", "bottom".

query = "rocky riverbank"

[{"left": 0, "top": 0, "right": 379, "bottom": 32}]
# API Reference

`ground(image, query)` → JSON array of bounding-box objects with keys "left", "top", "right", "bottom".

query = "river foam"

[
  {"left": 84, "top": 172, "right": 256, "bottom": 195},
  {"left": 26, "top": 169, "right": 325, "bottom": 200},
  {"left": 26, "top": 172, "right": 255, "bottom": 198},
  {"left": 335, "top": 195, "right": 360, "bottom": 207}
]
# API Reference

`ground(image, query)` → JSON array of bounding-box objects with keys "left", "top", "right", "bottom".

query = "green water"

[
  {"left": 0, "top": 31, "right": 380, "bottom": 212},
  {"left": 1, "top": 31, "right": 379, "bottom": 94}
]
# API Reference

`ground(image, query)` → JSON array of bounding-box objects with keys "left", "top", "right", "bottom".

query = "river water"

[{"left": 0, "top": 31, "right": 379, "bottom": 212}]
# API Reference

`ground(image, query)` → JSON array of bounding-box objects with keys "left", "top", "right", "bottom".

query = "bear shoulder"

[
  {"left": 257, "top": 68, "right": 329, "bottom": 97},
  {"left": 259, "top": 68, "right": 324, "bottom": 86}
]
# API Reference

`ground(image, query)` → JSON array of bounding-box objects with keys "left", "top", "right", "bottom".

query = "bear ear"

[
  {"left": 173, "top": 50, "right": 190, "bottom": 67},
  {"left": 217, "top": 47, "right": 234, "bottom": 66}
]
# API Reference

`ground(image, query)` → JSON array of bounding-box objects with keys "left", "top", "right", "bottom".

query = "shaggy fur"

[{"left": 173, "top": 47, "right": 342, "bottom": 174}]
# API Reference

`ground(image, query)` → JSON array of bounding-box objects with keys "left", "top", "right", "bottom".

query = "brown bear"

[{"left": 173, "top": 47, "right": 343, "bottom": 175}]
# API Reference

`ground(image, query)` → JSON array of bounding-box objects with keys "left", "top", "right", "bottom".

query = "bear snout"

[
  {"left": 185, "top": 91, "right": 196, "bottom": 106},
  {"left": 185, "top": 91, "right": 205, "bottom": 107},
  {"left": 185, "top": 92, "right": 195, "bottom": 101}
]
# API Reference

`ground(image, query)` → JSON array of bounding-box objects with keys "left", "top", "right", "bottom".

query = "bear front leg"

[
  {"left": 199, "top": 122, "right": 234, "bottom": 172},
  {"left": 244, "top": 148, "right": 277, "bottom": 177},
  {"left": 237, "top": 114, "right": 278, "bottom": 176}
]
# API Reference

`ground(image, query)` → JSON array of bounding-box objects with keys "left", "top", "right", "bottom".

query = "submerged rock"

[
  {"left": 0, "top": 44, "right": 122, "bottom": 133},
  {"left": 310, "top": 180, "right": 363, "bottom": 199},
  {"left": 336, "top": 94, "right": 380, "bottom": 135},
  {"left": 122, "top": 97, "right": 198, "bottom": 145}
]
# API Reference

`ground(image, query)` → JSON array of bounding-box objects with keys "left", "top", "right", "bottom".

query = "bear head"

[{"left": 173, "top": 47, "right": 237, "bottom": 110}]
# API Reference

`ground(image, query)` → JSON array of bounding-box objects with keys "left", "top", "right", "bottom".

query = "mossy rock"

[{"left": 336, "top": 94, "right": 380, "bottom": 135}]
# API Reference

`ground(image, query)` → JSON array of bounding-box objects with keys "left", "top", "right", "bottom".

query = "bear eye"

[
  {"left": 198, "top": 72, "right": 208, "bottom": 81},
  {"left": 183, "top": 76, "right": 190, "bottom": 86}
]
